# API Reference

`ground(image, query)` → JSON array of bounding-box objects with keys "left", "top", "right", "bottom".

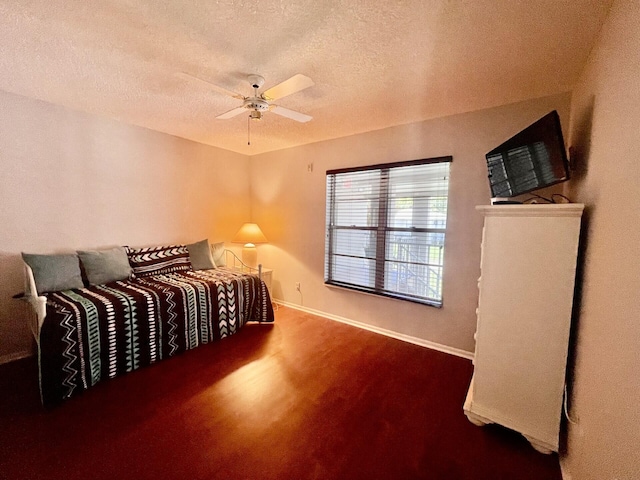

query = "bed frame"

[{"left": 23, "top": 249, "right": 263, "bottom": 341}]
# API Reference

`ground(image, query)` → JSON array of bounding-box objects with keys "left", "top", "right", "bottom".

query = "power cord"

[
  {"left": 563, "top": 383, "right": 577, "bottom": 425},
  {"left": 552, "top": 193, "right": 572, "bottom": 203},
  {"left": 522, "top": 193, "right": 573, "bottom": 204}
]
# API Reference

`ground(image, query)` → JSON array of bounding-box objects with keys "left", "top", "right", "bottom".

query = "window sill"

[{"left": 324, "top": 281, "right": 442, "bottom": 308}]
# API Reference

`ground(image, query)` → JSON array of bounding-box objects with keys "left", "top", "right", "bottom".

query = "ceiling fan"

[{"left": 179, "top": 72, "right": 314, "bottom": 123}]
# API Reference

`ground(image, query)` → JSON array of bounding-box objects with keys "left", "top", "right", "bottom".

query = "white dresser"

[{"left": 464, "top": 203, "right": 584, "bottom": 453}]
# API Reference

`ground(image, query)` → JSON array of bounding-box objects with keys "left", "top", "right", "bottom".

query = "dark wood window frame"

[{"left": 324, "top": 156, "right": 452, "bottom": 307}]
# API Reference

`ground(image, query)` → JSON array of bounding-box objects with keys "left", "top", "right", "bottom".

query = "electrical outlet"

[{"left": 296, "top": 282, "right": 301, "bottom": 291}]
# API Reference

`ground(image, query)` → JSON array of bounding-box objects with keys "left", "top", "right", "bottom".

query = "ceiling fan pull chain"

[{"left": 247, "top": 114, "right": 251, "bottom": 145}]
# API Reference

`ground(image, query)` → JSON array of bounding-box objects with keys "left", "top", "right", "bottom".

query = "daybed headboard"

[{"left": 23, "top": 263, "right": 47, "bottom": 340}]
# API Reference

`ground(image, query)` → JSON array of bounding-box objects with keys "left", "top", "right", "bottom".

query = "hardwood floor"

[{"left": 0, "top": 307, "right": 562, "bottom": 479}]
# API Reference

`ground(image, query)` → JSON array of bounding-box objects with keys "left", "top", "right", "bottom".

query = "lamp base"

[{"left": 242, "top": 244, "right": 258, "bottom": 269}]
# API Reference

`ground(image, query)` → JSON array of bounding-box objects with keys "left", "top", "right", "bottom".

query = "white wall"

[
  {"left": 250, "top": 92, "right": 571, "bottom": 353},
  {"left": 0, "top": 85, "right": 575, "bottom": 366},
  {"left": 0, "top": 90, "right": 251, "bottom": 362},
  {"left": 564, "top": 0, "right": 640, "bottom": 478}
]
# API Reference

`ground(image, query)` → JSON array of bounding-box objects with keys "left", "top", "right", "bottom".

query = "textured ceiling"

[{"left": 0, "top": 0, "right": 612, "bottom": 155}]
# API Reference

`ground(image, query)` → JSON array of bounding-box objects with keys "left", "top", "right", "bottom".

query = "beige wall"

[
  {"left": 0, "top": 91, "right": 251, "bottom": 362},
  {"left": 249, "top": 92, "right": 571, "bottom": 353},
  {"left": 564, "top": 0, "right": 640, "bottom": 478},
  {"left": 0, "top": 87, "right": 571, "bottom": 361}
]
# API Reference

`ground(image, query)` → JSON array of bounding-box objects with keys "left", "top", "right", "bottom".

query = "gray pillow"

[
  {"left": 186, "top": 239, "right": 216, "bottom": 270},
  {"left": 77, "top": 247, "right": 133, "bottom": 286},
  {"left": 22, "top": 252, "right": 84, "bottom": 293},
  {"left": 211, "top": 242, "right": 226, "bottom": 267}
]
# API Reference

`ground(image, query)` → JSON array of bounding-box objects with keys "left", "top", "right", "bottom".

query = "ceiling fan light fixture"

[
  {"left": 249, "top": 111, "right": 262, "bottom": 121},
  {"left": 243, "top": 97, "right": 270, "bottom": 111}
]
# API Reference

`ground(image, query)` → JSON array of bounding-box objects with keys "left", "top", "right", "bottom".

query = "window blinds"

[{"left": 325, "top": 157, "right": 451, "bottom": 306}]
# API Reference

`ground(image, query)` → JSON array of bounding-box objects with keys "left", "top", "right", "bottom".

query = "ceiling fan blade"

[
  {"left": 216, "top": 107, "right": 247, "bottom": 120},
  {"left": 176, "top": 72, "right": 245, "bottom": 100},
  {"left": 263, "top": 74, "right": 314, "bottom": 101},
  {"left": 270, "top": 105, "right": 312, "bottom": 123}
]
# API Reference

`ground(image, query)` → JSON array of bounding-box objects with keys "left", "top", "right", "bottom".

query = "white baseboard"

[
  {"left": 0, "top": 349, "right": 34, "bottom": 366},
  {"left": 1, "top": 304, "right": 474, "bottom": 364},
  {"left": 275, "top": 300, "right": 474, "bottom": 361}
]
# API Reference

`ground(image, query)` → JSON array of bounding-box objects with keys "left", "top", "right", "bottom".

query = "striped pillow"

[{"left": 126, "top": 244, "right": 193, "bottom": 278}]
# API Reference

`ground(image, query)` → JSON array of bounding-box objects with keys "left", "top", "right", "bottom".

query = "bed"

[{"left": 23, "top": 247, "right": 274, "bottom": 405}]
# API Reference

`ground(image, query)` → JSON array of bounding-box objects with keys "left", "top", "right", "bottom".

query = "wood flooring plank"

[{"left": 0, "top": 307, "right": 562, "bottom": 480}]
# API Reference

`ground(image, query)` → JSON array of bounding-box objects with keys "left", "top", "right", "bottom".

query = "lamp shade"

[{"left": 232, "top": 223, "right": 268, "bottom": 245}]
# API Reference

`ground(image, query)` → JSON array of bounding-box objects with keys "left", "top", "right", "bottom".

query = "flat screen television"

[{"left": 485, "top": 111, "right": 570, "bottom": 198}]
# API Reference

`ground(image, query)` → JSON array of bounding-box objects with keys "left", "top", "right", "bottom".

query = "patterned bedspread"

[{"left": 38, "top": 268, "right": 273, "bottom": 405}]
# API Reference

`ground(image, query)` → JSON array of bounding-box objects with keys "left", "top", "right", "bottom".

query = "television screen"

[{"left": 485, "top": 111, "right": 570, "bottom": 198}]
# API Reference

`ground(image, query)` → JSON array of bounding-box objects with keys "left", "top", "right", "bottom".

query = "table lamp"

[{"left": 232, "top": 223, "right": 268, "bottom": 268}]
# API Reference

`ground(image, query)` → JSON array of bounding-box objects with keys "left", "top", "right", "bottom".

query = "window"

[{"left": 325, "top": 157, "right": 451, "bottom": 307}]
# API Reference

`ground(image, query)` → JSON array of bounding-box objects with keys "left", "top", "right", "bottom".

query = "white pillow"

[{"left": 211, "top": 242, "right": 226, "bottom": 267}]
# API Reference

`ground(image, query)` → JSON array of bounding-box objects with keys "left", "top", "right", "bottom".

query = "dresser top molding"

[{"left": 476, "top": 204, "right": 585, "bottom": 218}]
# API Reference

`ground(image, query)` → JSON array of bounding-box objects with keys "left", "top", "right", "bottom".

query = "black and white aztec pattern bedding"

[
  {"left": 125, "top": 244, "right": 192, "bottom": 277},
  {"left": 38, "top": 268, "right": 273, "bottom": 405}
]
